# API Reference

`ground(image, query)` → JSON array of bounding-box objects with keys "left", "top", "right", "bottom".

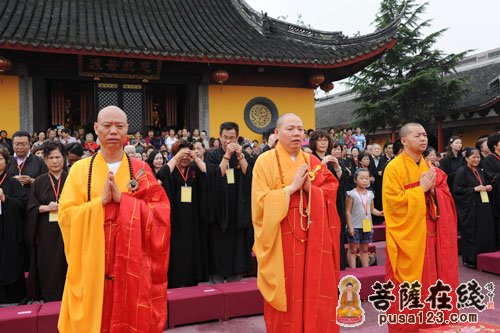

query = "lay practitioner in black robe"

[
  {"left": 0, "top": 147, "right": 27, "bottom": 304},
  {"left": 482, "top": 133, "right": 500, "bottom": 247},
  {"left": 439, "top": 136, "right": 465, "bottom": 194},
  {"left": 206, "top": 122, "right": 252, "bottom": 284},
  {"left": 157, "top": 139, "right": 208, "bottom": 288},
  {"left": 369, "top": 144, "right": 385, "bottom": 225},
  {"left": 310, "top": 130, "right": 348, "bottom": 270},
  {"left": 6, "top": 131, "right": 47, "bottom": 198},
  {"left": 25, "top": 142, "right": 67, "bottom": 301},
  {"left": 453, "top": 148, "right": 496, "bottom": 268}
]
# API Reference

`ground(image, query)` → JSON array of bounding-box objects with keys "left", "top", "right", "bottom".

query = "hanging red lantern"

[
  {"left": 320, "top": 82, "right": 334, "bottom": 93},
  {"left": 0, "top": 56, "right": 12, "bottom": 74},
  {"left": 308, "top": 73, "right": 325, "bottom": 88},
  {"left": 212, "top": 69, "right": 229, "bottom": 85}
]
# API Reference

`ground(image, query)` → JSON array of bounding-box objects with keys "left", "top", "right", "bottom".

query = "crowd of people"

[{"left": 0, "top": 121, "right": 499, "bottom": 308}]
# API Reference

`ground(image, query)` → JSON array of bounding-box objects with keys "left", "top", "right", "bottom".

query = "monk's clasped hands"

[
  {"left": 420, "top": 167, "right": 436, "bottom": 192},
  {"left": 102, "top": 172, "right": 122, "bottom": 205}
]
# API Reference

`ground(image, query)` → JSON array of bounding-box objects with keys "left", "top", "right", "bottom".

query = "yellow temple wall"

[
  {"left": 208, "top": 85, "right": 314, "bottom": 143},
  {"left": 0, "top": 76, "right": 20, "bottom": 135},
  {"left": 448, "top": 126, "right": 496, "bottom": 147}
]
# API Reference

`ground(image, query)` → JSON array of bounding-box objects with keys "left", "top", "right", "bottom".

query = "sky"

[
  {"left": 245, "top": 0, "right": 498, "bottom": 55},
  {"left": 245, "top": 0, "right": 498, "bottom": 92}
]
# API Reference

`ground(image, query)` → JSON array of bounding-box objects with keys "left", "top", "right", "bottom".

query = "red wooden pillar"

[
  {"left": 437, "top": 119, "right": 444, "bottom": 153},
  {"left": 391, "top": 130, "right": 396, "bottom": 143}
]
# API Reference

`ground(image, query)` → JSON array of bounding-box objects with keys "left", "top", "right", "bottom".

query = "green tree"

[{"left": 348, "top": 0, "right": 468, "bottom": 133}]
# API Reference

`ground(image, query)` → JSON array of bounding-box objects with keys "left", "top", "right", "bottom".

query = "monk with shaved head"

[
  {"left": 382, "top": 123, "right": 458, "bottom": 332},
  {"left": 252, "top": 113, "right": 341, "bottom": 332},
  {"left": 58, "top": 106, "right": 171, "bottom": 332}
]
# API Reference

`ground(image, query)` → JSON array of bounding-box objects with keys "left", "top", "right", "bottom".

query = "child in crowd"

[{"left": 345, "top": 168, "right": 384, "bottom": 268}]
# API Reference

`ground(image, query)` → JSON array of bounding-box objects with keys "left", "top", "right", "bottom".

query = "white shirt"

[
  {"left": 107, "top": 161, "right": 122, "bottom": 175},
  {"left": 14, "top": 152, "right": 30, "bottom": 165},
  {"left": 166, "top": 136, "right": 177, "bottom": 150}
]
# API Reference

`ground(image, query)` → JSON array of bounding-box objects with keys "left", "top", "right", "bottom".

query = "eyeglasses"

[{"left": 13, "top": 142, "right": 30, "bottom": 147}]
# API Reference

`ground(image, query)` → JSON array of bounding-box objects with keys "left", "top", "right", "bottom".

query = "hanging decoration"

[
  {"left": 320, "top": 82, "right": 334, "bottom": 93},
  {"left": 212, "top": 69, "right": 229, "bottom": 84},
  {"left": 308, "top": 73, "right": 325, "bottom": 88},
  {"left": 0, "top": 56, "right": 13, "bottom": 84}
]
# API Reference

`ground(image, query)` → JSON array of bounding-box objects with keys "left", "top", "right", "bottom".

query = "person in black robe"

[
  {"left": 369, "top": 144, "right": 385, "bottom": 225},
  {"left": 380, "top": 141, "right": 394, "bottom": 168},
  {"left": 157, "top": 139, "right": 208, "bottom": 288},
  {"left": 310, "top": 130, "right": 348, "bottom": 270},
  {"left": 453, "top": 147, "right": 496, "bottom": 268},
  {"left": 0, "top": 130, "right": 13, "bottom": 154},
  {"left": 206, "top": 122, "right": 252, "bottom": 284},
  {"left": 482, "top": 133, "right": 500, "bottom": 247},
  {"left": 0, "top": 146, "right": 27, "bottom": 304},
  {"left": 439, "top": 136, "right": 465, "bottom": 192},
  {"left": 25, "top": 142, "right": 67, "bottom": 301},
  {"left": 6, "top": 131, "right": 47, "bottom": 198}
]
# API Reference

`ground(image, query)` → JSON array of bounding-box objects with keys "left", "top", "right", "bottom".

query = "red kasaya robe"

[
  {"left": 383, "top": 152, "right": 458, "bottom": 333},
  {"left": 101, "top": 158, "right": 171, "bottom": 332},
  {"left": 58, "top": 153, "right": 171, "bottom": 333},
  {"left": 252, "top": 143, "right": 340, "bottom": 333}
]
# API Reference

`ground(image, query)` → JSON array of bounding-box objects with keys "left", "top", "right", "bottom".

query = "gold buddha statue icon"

[{"left": 336, "top": 276, "right": 365, "bottom": 327}]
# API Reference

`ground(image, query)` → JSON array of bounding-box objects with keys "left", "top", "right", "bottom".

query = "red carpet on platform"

[{"left": 477, "top": 251, "right": 500, "bottom": 275}]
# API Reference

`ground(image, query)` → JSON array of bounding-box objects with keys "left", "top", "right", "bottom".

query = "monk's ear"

[{"left": 94, "top": 122, "right": 99, "bottom": 133}]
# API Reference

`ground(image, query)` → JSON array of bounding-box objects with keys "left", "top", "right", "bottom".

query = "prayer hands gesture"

[
  {"left": 290, "top": 164, "right": 309, "bottom": 195},
  {"left": 39, "top": 201, "right": 58, "bottom": 213},
  {"left": 15, "top": 175, "right": 33, "bottom": 186},
  {"left": 47, "top": 201, "right": 59, "bottom": 211},
  {"left": 224, "top": 143, "right": 239, "bottom": 159},
  {"left": 174, "top": 148, "right": 191, "bottom": 160},
  {"left": 475, "top": 185, "right": 492, "bottom": 192},
  {"left": 420, "top": 167, "right": 436, "bottom": 193},
  {"left": 267, "top": 134, "right": 278, "bottom": 149},
  {"left": 102, "top": 172, "right": 121, "bottom": 205},
  {"left": 322, "top": 155, "right": 339, "bottom": 168},
  {"left": 0, "top": 188, "right": 5, "bottom": 202}
]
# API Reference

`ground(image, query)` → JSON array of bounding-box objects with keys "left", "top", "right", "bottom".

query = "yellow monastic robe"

[
  {"left": 251, "top": 144, "right": 299, "bottom": 311},
  {"left": 382, "top": 151, "right": 459, "bottom": 333},
  {"left": 382, "top": 151, "right": 429, "bottom": 284},
  {"left": 58, "top": 153, "right": 130, "bottom": 332},
  {"left": 252, "top": 142, "right": 340, "bottom": 314}
]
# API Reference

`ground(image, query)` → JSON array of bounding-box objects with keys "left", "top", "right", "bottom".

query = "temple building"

[
  {"left": 0, "top": 0, "right": 399, "bottom": 140},
  {"left": 316, "top": 48, "right": 500, "bottom": 150}
]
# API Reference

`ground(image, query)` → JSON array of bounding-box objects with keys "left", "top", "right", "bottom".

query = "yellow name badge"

[
  {"left": 480, "top": 191, "right": 489, "bottom": 203},
  {"left": 49, "top": 211, "right": 58, "bottom": 223},
  {"left": 181, "top": 186, "right": 192, "bottom": 203},
  {"left": 226, "top": 168, "right": 235, "bottom": 184},
  {"left": 362, "top": 219, "right": 372, "bottom": 232}
]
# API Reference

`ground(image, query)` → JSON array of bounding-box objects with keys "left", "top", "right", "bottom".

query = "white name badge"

[
  {"left": 480, "top": 191, "right": 489, "bottom": 203},
  {"left": 49, "top": 211, "right": 58, "bottom": 223},
  {"left": 226, "top": 168, "right": 235, "bottom": 184},
  {"left": 181, "top": 186, "right": 192, "bottom": 203}
]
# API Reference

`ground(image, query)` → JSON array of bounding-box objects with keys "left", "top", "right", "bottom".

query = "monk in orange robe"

[
  {"left": 58, "top": 106, "right": 171, "bottom": 333},
  {"left": 252, "top": 113, "right": 340, "bottom": 333},
  {"left": 383, "top": 123, "right": 458, "bottom": 332}
]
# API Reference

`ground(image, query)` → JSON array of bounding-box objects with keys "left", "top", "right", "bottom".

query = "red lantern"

[
  {"left": 320, "top": 82, "right": 334, "bottom": 93},
  {"left": 0, "top": 57, "right": 12, "bottom": 74},
  {"left": 212, "top": 69, "right": 229, "bottom": 85},
  {"left": 308, "top": 73, "right": 325, "bottom": 88}
]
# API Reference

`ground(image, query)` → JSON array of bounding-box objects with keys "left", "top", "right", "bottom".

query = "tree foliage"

[{"left": 348, "top": 0, "right": 468, "bottom": 132}]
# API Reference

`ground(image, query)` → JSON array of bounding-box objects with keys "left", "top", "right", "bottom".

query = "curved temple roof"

[{"left": 0, "top": 0, "right": 400, "bottom": 68}]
